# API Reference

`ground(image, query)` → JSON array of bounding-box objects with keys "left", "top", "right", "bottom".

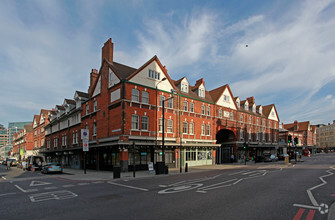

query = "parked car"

[
  {"left": 263, "top": 154, "right": 272, "bottom": 162},
  {"left": 41, "top": 163, "right": 63, "bottom": 174},
  {"left": 9, "top": 158, "right": 18, "bottom": 166},
  {"left": 27, "top": 156, "right": 45, "bottom": 171},
  {"left": 278, "top": 154, "right": 285, "bottom": 161},
  {"left": 270, "top": 155, "right": 278, "bottom": 162}
]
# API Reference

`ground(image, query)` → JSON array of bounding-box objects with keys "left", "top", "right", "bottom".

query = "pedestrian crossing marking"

[{"left": 30, "top": 181, "right": 52, "bottom": 187}]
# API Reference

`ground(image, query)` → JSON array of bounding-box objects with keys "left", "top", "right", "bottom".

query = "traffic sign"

[
  {"left": 83, "top": 139, "right": 89, "bottom": 152},
  {"left": 81, "top": 129, "right": 89, "bottom": 140}
]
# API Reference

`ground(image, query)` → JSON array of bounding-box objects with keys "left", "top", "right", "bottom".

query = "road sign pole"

[{"left": 84, "top": 152, "right": 86, "bottom": 174}]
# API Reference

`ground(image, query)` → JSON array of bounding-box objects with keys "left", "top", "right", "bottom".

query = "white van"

[{"left": 27, "top": 156, "right": 45, "bottom": 171}]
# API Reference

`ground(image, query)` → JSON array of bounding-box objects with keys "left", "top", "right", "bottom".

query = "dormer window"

[
  {"left": 199, "top": 88, "right": 205, "bottom": 98},
  {"left": 244, "top": 103, "right": 248, "bottom": 111},
  {"left": 236, "top": 100, "right": 240, "bottom": 108},
  {"left": 252, "top": 105, "right": 256, "bottom": 113},
  {"left": 258, "top": 106, "right": 262, "bottom": 115},
  {"left": 181, "top": 82, "right": 188, "bottom": 93}
]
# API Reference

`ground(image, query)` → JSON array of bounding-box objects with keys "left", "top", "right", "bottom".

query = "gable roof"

[
  {"left": 106, "top": 60, "right": 137, "bottom": 80},
  {"left": 284, "top": 121, "right": 310, "bottom": 131},
  {"left": 75, "top": 91, "right": 89, "bottom": 99},
  {"left": 65, "top": 99, "right": 76, "bottom": 105},
  {"left": 262, "top": 104, "right": 279, "bottom": 121},
  {"left": 126, "top": 55, "right": 177, "bottom": 91},
  {"left": 209, "top": 85, "right": 227, "bottom": 103},
  {"left": 33, "top": 115, "right": 40, "bottom": 124},
  {"left": 40, "top": 109, "right": 50, "bottom": 116}
]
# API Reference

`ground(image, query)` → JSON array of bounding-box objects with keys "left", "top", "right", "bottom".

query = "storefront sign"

[{"left": 148, "top": 162, "right": 154, "bottom": 171}]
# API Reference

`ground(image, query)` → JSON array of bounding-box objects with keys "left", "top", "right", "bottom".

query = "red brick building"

[
  {"left": 32, "top": 109, "right": 50, "bottom": 156},
  {"left": 13, "top": 124, "right": 34, "bottom": 160},
  {"left": 281, "top": 121, "right": 317, "bottom": 155},
  {"left": 44, "top": 38, "right": 280, "bottom": 171}
]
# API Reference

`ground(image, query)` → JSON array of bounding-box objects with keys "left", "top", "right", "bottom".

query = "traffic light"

[
  {"left": 294, "top": 137, "right": 298, "bottom": 145},
  {"left": 288, "top": 135, "right": 292, "bottom": 143}
]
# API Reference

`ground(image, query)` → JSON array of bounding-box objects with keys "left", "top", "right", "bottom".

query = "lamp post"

[
  {"left": 161, "top": 94, "right": 175, "bottom": 163},
  {"left": 155, "top": 77, "right": 166, "bottom": 163}
]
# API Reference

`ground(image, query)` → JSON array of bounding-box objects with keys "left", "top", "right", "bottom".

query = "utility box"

[
  {"left": 113, "top": 165, "right": 121, "bottom": 179},
  {"left": 156, "top": 162, "right": 165, "bottom": 175}
]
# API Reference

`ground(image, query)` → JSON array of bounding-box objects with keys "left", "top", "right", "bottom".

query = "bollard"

[{"left": 185, "top": 163, "right": 188, "bottom": 172}]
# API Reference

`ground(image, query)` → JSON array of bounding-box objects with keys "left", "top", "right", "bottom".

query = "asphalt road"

[{"left": 1, "top": 154, "right": 335, "bottom": 220}]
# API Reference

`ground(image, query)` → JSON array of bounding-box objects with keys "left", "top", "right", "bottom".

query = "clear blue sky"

[{"left": 1, "top": 0, "right": 335, "bottom": 127}]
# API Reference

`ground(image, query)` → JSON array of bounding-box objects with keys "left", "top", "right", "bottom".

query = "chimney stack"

[
  {"left": 102, "top": 38, "right": 114, "bottom": 64},
  {"left": 88, "top": 69, "right": 98, "bottom": 95}
]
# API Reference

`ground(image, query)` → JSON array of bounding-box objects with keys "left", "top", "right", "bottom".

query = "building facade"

[
  {"left": 0, "top": 121, "right": 32, "bottom": 159},
  {"left": 43, "top": 38, "right": 280, "bottom": 171},
  {"left": 32, "top": 109, "right": 50, "bottom": 156},
  {"left": 283, "top": 121, "right": 317, "bottom": 155},
  {"left": 316, "top": 121, "right": 335, "bottom": 151},
  {"left": 12, "top": 124, "right": 34, "bottom": 160}
]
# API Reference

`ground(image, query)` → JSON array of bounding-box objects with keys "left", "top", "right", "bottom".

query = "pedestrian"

[
  {"left": 7, "top": 160, "right": 10, "bottom": 170},
  {"left": 231, "top": 154, "right": 235, "bottom": 163},
  {"left": 38, "top": 160, "right": 42, "bottom": 170}
]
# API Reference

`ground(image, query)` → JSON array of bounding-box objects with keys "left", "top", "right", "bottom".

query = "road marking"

[
  {"left": 293, "top": 208, "right": 305, "bottom": 220},
  {"left": 30, "top": 180, "right": 52, "bottom": 187},
  {"left": 62, "top": 184, "right": 75, "bottom": 188},
  {"left": 158, "top": 183, "right": 203, "bottom": 194},
  {"left": 29, "top": 190, "right": 78, "bottom": 202},
  {"left": 77, "top": 183, "right": 90, "bottom": 186},
  {"left": 92, "top": 181, "right": 104, "bottom": 184},
  {"left": 0, "top": 192, "right": 16, "bottom": 197},
  {"left": 108, "top": 181, "right": 149, "bottom": 191},
  {"left": 44, "top": 186, "right": 58, "bottom": 190},
  {"left": 306, "top": 210, "right": 316, "bottom": 220},
  {"left": 229, "top": 170, "right": 248, "bottom": 176},
  {"left": 197, "top": 179, "right": 237, "bottom": 192},
  {"left": 293, "top": 204, "right": 320, "bottom": 210},
  {"left": 2, "top": 176, "right": 7, "bottom": 180},
  {"left": 15, "top": 185, "right": 38, "bottom": 193},
  {"left": 306, "top": 168, "right": 334, "bottom": 207}
]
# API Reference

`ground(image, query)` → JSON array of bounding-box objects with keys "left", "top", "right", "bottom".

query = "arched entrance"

[{"left": 216, "top": 129, "right": 235, "bottom": 164}]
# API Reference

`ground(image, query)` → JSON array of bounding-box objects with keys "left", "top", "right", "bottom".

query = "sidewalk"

[{"left": 61, "top": 161, "right": 288, "bottom": 181}]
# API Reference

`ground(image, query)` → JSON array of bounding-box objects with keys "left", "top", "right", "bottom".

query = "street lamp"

[
  {"left": 155, "top": 77, "right": 167, "bottom": 163},
  {"left": 161, "top": 90, "right": 176, "bottom": 164}
]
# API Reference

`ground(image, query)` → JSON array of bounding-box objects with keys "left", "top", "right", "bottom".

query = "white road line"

[
  {"left": 293, "top": 204, "right": 320, "bottom": 210},
  {"left": 2, "top": 176, "right": 7, "bottom": 180},
  {"left": 0, "top": 192, "right": 16, "bottom": 197},
  {"left": 29, "top": 190, "right": 78, "bottom": 203},
  {"left": 233, "top": 179, "right": 243, "bottom": 185},
  {"left": 197, "top": 179, "right": 237, "bottom": 191},
  {"left": 229, "top": 170, "right": 249, "bottom": 176},
  {"left": 15, "top": 185, "right": 38, "bottom": 193},
  {"left": 62, "top": 184, "right": 75, "bottom": 188},
  {"left": 306, "top": 168, "right": 334, "bottom": 207},
  {"left": 15, "top": 185, "right": 26, "bottom": 192},
  {"left": 92, "top": 181, "right": 104, "bottom": 184},
  {"left": 44, "top": 186, "right": 58, "bottom": 190},
  {"left": 77, "top": 183, "right": 90, "bottom": 186},
  {"left": 242, "top": 171, "right": 259, "bottom": 175},
  {"left": 108, "top": 181, "right": 149, "bottom": 191}
]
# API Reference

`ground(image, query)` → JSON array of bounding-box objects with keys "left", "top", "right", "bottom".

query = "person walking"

[
  {"left": 7, "top": 160, "right": 10, "bottom": 170},
  {"left": 230, "top": 154, "right": 235, "bottom": 163}
]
